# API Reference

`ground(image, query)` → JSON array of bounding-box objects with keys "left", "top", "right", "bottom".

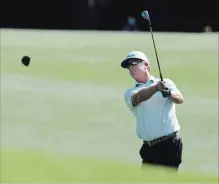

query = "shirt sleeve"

[
  {"left": 165, "top": 79, "right": 179, "bottom": 92},
  {"left": 124, "top": 85, "right": 146, "bottom": 108}
]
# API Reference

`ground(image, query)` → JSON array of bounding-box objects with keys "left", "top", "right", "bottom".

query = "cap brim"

[{"left": 121, "top": 58, "right": 135, "bottom": 68}]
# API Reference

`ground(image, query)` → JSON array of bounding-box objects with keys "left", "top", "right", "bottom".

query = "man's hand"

[
  {"left": 156, "top": 81, "right": 167, "bottom": 91},
  {"left": 160, "top": 88, "right": 171, "bottom": 98},
  {"left": 155, "top": 81, "right": 171, "bottom": 98},
  {"left": 155, "top": 80, "right": 184, "bottom": 103}
]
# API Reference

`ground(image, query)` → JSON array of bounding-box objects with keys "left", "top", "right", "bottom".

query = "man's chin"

[
  {"left": 133, "top": 76, "right": 140, "bottom": 81},
  {"left": 132, "top": 75, "right": 137, "bottom": 79}
]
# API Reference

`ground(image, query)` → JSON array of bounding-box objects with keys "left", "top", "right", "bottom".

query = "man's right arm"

[{"left": 131, "top": 84, "right": 158, "bottom": 106}]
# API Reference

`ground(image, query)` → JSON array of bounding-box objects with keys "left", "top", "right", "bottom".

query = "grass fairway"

[
  {"left": 1, "top": 148, "right": 217, "bottom": 182},
  {"left": 0, "top": 29, "right": 218, "bottom": 182}
]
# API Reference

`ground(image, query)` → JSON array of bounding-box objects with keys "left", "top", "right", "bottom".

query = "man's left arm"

[
  {"left": 165, "top": 79, "right": 184, "bottom": 104},
  {"left": 169, "top": 89, "right": 184, "bottom": 104}
]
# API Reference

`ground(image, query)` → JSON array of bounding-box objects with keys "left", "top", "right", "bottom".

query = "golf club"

[{"left": 141, "top": 10, "right": 164, "bottom": 81}]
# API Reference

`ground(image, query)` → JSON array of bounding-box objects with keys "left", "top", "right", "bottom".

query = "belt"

[{"left": 143, "top": 131, "right": 178, "bottom": 146}]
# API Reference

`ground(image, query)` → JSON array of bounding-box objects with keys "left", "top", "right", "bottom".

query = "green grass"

[
  {"left": 1, "top": 148, "right": 217, "bottom": 182},
  {"left": 0, "top": 29, "right": 218, "bottom": 182}
]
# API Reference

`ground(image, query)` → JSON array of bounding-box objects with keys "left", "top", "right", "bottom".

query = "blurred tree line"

[{"left": 1, "top": 0, "right": 218, "bottom": 32}]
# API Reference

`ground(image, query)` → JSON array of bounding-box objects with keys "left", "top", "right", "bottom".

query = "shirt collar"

[{"left": 135, "top": 75, "right": 156, "bottom": 87}]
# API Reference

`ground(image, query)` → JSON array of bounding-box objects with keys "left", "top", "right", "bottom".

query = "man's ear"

[{"left": 148, "top": 64, "right": 151, "bottom": 71}]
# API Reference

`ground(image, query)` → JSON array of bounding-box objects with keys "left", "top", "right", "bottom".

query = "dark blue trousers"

[{"left": 139, "top": 135, "right": 183, "bottom": 170}]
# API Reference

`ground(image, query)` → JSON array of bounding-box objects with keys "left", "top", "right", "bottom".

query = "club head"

[{"left": 141, "top": 10, "right": 150, "bottom": 21}]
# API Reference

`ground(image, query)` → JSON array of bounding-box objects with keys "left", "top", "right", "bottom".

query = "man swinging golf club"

[
  {"left": 121, "top": 50, "right": 184, "bottom": 171},
  {"left": 121, "top": 10, "right": 184, "bottom": 171}
]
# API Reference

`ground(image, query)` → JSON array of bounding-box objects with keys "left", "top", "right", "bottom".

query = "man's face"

[{"left": 127, "top": 59, "right": 150, "bottom": 81}]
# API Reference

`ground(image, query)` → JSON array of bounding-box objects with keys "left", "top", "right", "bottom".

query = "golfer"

[{"left": 121, "top": 51, "right": 184, "bottom": 171}]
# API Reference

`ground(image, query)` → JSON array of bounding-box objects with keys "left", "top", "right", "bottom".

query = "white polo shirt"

[{"left": 124, "top": 75, "right": 180, "bottom": 141}]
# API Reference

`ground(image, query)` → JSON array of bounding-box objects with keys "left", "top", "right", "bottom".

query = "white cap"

[{"left": 121, "top": 51, "right": 148, "bottom": 68}]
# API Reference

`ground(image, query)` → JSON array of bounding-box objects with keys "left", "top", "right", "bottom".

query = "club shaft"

[{"left": 149, "top": 26, "right": 163, "bottom": 81}]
